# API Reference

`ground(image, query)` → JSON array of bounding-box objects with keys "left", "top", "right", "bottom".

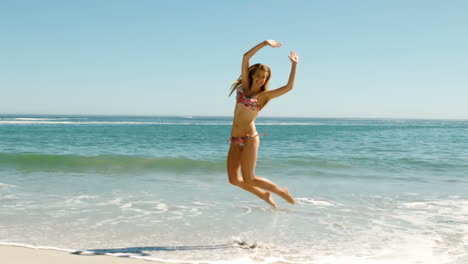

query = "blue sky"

[{"left": 1, "top": 0, "right": 467, "bottom": 119}]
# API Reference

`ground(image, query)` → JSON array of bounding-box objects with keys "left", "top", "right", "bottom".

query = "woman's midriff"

[
  {"left": 231, "top": 120, "right": 257, "bottom": 137},
  {"left": 231, "top": 103, "right": 260, "bottom": 137}
]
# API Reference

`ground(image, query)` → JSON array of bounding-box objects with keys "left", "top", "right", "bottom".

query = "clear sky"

[{"left": 1, "top": 0, "right": 467, "bottom": 119}]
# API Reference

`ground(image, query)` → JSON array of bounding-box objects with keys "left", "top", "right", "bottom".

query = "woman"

[{"left": 227, "top": 40, "right": 298, "bottom": 208}]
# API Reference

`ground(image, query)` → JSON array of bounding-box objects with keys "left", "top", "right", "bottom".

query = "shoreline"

[{"left": 0, "top": 244, "right": 183, "bottom": 264}]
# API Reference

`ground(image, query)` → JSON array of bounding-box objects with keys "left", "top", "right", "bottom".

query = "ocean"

[{"left": 0, "top": 115, "right": 467, "bottom": 264}]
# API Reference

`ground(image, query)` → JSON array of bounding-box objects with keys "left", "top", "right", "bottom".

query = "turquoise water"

[{"left": 1, "top": 115, "right": 467, "bottom": 263}]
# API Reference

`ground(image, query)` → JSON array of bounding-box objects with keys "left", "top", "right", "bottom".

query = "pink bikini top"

[{"left": 236, "top": 88, "right": 262, "bottom": 112}]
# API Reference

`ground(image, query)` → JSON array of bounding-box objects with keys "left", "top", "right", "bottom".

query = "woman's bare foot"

[
  {"left": 263, "top": 192, "right": 278, "bottom": 208},
  {"left": 280, "top": 188, "right": 295, "bottom": 204}
]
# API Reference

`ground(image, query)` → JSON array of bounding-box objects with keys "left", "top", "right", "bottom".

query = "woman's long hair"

[{"left": 229, "top": 63, "right": 271, "bottom": 96}]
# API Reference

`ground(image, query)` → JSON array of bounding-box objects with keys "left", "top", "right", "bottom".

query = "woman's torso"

[{"left": 230, "top": 88, "right": 265, "bottom": 137}]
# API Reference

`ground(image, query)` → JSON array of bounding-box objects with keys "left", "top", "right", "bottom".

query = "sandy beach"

[{"left": 0, "top": 245, "right": 176, "bottom": 264}]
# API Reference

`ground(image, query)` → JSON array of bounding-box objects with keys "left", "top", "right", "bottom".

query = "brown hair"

[{"left": 229, "top": 63, "right": 271, "bottom": 96}]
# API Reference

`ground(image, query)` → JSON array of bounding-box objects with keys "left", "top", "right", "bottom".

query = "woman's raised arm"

[
  {"left": 241, "top": 40, "right": 282, "bottom": 89},
  {"left": 264, "top": 51, "right": 299, "bottom": 100}
]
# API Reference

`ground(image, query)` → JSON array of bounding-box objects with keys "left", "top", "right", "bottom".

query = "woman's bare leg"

[
  {"left": 240, "top": 136, "right": 295, "bottom": 204},
  {"left": 227, "top": 143, "right": 277, "bottom": 208}
]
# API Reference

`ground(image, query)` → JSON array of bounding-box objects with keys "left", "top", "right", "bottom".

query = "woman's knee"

[
  {"left": 229, "top": 177, "right": 241, "bottom": 186},
  {"left": 228, "top": 171, "right": 242, "bottom": 186},
  {"left": 242, "top": 173, "right": 255, "bottom": 185}
]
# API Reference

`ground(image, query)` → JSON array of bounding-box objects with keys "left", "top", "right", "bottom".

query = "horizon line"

[{"left": 0, "top": 113, "right": 467, "bottom": 121}]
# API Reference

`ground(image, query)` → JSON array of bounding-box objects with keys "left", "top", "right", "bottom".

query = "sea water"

[{"left": 0, "top": 115, "right": 467, "bottom": 264}]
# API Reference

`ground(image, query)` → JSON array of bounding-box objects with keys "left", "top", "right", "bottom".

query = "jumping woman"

[{"left": 227, "top": 40, "right": 298, "bottom": 208}]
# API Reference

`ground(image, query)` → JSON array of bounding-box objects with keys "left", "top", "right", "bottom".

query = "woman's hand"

[
  {"left": 288, "top": 51, "right": 299, "bottom": 64},
  {"left": 264, "top": 40, "right": 282, "bottom": 48}
]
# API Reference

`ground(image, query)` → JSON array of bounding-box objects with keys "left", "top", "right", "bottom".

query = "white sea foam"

[
  {"left": 14, "top": 118, "right": 70, "bottom": 121},
  {"left": 154, "top": 203, "right": 168, "bottom": 212},
  {"left": 60, "top": 195, "right": 99, "bottom": 205},
  {"left": 0, "top": 183, "right": 16, "bottom": 189},
  {"left": 0, "top": 120, "right": 321, "bottom": 126},
  {"left": 399, "top": 199, "right": 468, "bottom": 216},
  {"left": 0, "top": 121, "right": 156, "bottom": 125},
  {"left": 258, "top": 123, "right": 322, "bottom": 126},
  {"left": 295, "top": 198, "right": 337, "bottom": 206},
  {"left": 121, "top": 202, "right": 133, "bottom": 209}
]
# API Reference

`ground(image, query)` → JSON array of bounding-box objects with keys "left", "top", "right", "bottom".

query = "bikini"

[
  {"left": 236, "top": 87, "right": 262, "bottom": 112},
  {"left": 229, "top": 132, "right": 259, "bottom": 149},
  {"left": 229, "top": 88, "right": 263, "bottom": 149}
]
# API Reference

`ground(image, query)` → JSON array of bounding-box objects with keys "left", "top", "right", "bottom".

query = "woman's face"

[{"left": 252, "top": 69, "right": 268, "bottom": 87}]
